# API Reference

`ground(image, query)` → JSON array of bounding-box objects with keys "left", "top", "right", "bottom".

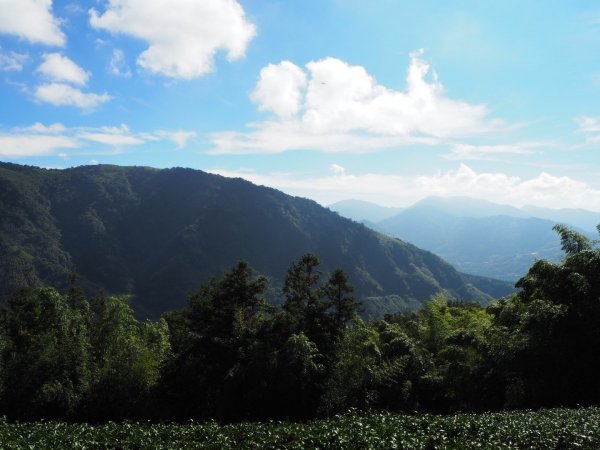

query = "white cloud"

[
  {"left": 89, "top": 0, "right": 256, "bottom": 79},
  {"left": 0, "top": 133, "right": 78, "bottom": 157},
  {"left": 210, "top": 51, "right": 503, "bottom": 154},
  {"left": 330, "top": 163, "right": 346, "bottom": 177},
  {"left": 208, "top": 164, "right": 600, "bottom": 211},
  {"left": 79, "top": 124, "right": 145, "bottom": 146},
  {"left": 0, "top": 0, "right": 65, "bottom": 46},
  {"left": 108, "top": 49, "right": 131, "bottom": 77},
  {"left": 576, "top": 116, "right": 600, "bottom": 143},
  {"left": 251, "top": 61, "right": 307, "bottom": 117},
  {"left": 0, "top": 47, "right": 28, "bottom": 71},
  {"left": 35, "top": 83, "right": 111, "bottom": 109},
  {"left": 36, "top": 53, "right": 89, "bottom": 85},
  {"left": 0, "top": 123, "right": 199, "bottom": 157},
  {"left": 210, "top": 121, "right": 439, "bottom": 154},
  {"left": 445, "top": 142, "right": 546, "bottom": 160},
  {"left": 23, "top": 122, "right": 66, "bottom": 133},
  {"left": 153, "top": 130, "right": 197, "bottom": 148}
]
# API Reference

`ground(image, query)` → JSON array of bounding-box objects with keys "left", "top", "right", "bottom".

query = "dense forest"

[{"left": 0, "top": 223, "right": 598, "bottom": 422}]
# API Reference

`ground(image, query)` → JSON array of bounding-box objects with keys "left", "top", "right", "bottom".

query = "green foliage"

[
  {"left": 324, "top": 268, "right": 361, "bottom": 329},
  {"left": 0, "top": 286, "right": 170, "bottom": 421},
  {"left": 320, "top": 320, "right": 421, "bottom": 415},
  {"left": 159, "top": 260, "right": 272, "bottom": 420},
  {"left": 85, "top": 295, "right": 171, "bottom": 420},
  {"left": 486, "top": 224, "right": 600, "bottom": 408},
  {"left": 553, "top": 223, "right": 592, "bottom": 255},
  {"left": 0, "top": 287, "right": 91, "bottom": 419},
  {"left": 0, "top": 221, "right": 600, "bottom": 423},
  {"left": 1, "top": 408, "right": 600, "bottom": 449}
]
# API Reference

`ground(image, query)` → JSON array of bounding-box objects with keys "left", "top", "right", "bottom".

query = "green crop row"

[{"left": 0, "top": 407, "right": 599, "bottom": 449}]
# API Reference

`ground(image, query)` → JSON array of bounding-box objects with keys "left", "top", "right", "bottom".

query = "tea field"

[{"left": 1, "top": 407, "right": 599, "bottom": 449}]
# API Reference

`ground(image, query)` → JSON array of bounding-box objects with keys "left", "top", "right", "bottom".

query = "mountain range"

[
  {"left": 0, "top": 163, "right": 514, "bottom": 318},
  {"left": 329, "top": 197, "right": 599, "bottom": 282}
]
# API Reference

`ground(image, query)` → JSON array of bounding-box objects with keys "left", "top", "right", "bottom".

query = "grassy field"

[{"left": 1, "top": 408, "right": 599, "bottom": 449}]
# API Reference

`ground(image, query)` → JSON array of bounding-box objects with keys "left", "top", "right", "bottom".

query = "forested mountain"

[{"left": 0, "top": 162, "right": 511, "bottom": 317}]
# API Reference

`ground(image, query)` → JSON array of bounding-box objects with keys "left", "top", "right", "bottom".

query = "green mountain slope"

[{"left": 0, "top": 163, "right": 511, "bottom": 317}]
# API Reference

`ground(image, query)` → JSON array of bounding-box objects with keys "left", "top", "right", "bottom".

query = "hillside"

[{"left": 0, "top": 163, "right": 514, "bottom": 317}]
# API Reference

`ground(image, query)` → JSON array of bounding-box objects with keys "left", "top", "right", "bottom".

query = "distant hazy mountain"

[
  {"left": 328, "top": 199, "right": 403, "bottom": 223},
  {"left": 0, "top": 163, "right": 512, "bottom": 318},
  {"left": 368, "top": 197, "right": 597, "bottom": 282},
  {"left": 521, "top": 205, "right": 600, "bottom": 233},
  {"left": 407, "top": 196, "right": 529, "bottom": 219}
]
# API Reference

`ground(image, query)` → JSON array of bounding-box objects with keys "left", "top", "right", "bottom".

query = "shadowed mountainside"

[{"left": 0, "top": 163, "right": 513, "bottom": 317}]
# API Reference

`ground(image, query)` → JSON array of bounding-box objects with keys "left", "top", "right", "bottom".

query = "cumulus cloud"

[
  {"left": 208, "top": 164, "right": 600, "bottom": 211},
  {"left": 108, "top": 49, "right": 131, "bottom": 77},
  {"left": 32, "top": 53, "right": 109, "bottom": 110},
  {"left": 36, "top": 53, "right": 90, "bottom": 85},
  {"left": 89, "top": 0, "right": 256, "bottom": 79},
  {"left": 211, "top": 51, "right": 502, "bottom": 154},
  {"left": 0, "top": 0, "right": 65, "bottom": 46},
  {"left": 250, "top": 61, "right": 307, "bottom": 117},
  {"left": 35, "top": 83, "right": 111, "bottom": 109},
  {"left": 0, "top": 47, "right": 28, "bottom": 71}
]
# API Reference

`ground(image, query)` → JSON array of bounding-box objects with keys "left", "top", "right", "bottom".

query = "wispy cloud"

[
  {"left": 445, "top": 142, "right": 548, "bottom": 160},
  {"left": 576, "top": 115, "right": 600, "bottom": 143},
  {"left": 89, "top": 0, "right": 256, "bottom": 79},
  {"left": 152, "top": 130, "right": 197, "bottom": 149},
  {"left": 78, "top": 125, "right": 144, "bottom": 146},
  {"left": 210, "top": 50, "right": 506, "bottom": 154},
  {"left": 0, "top": 123, "right": 198, "bottom": 158},
  {"left": 108, "top": 49, "right": 131, "bottom": 78},
  {"left": 0, "top": 46, "right": 28, "bottom": 72}
]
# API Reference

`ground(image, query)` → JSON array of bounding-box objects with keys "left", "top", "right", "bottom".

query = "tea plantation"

[{"left": 1, "top": 408, "right": 599, "bottom": 449}]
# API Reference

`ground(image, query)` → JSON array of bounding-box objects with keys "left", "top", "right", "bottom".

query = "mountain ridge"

[{"left": 0, "top": 162, "right": 513, "bottom": 318}]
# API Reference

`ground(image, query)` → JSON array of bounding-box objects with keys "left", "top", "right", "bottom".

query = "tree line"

[{"left": 0, "top": 225, "right": 599, "bottom": 422}]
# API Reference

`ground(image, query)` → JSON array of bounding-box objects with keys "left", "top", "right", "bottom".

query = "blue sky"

[{"left": 1, "top": 0, "right": 600, "bottom": 210}]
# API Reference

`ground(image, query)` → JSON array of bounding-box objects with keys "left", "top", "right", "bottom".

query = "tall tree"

[
  {"left": 86, "top": 295, "right": 170, "bottom": 420},
  {"left": 324, "top": 268, "right": 361, "bottom": 331},
  {"left": 159, "top": 261, "right": 270, "bottom": 420},
  {"left": 0, "top": 287, "right": 91, "bottom": 419}
]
